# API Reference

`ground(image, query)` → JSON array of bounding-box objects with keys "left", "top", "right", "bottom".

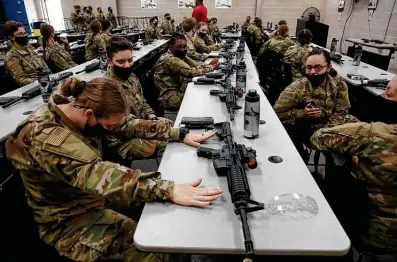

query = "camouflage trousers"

[
  {"left": 118, "top": 138, "right": 168, "bottom": 159},
  {"left": 39, "top": 209, "right": 171, "bottom": 262},
  {"left": 159, "top": 90, "right": 184, "bottom": 110}
]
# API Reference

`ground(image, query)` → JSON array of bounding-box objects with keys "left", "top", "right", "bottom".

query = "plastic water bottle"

[
  {"left": 353, "top": 45, "right": 363, "bottom": 66},
  {"left": 236, "top": 46, "right": 244, "bottom": 64},
  {"left": 244, "top": 89, "right": 260, "bottom": 139},
  {"left": 37, "top": 68, "right": 52, "bottom": 103},
  {"left": 236, "top": 61, "right": 247, "bottom": 93},
  {"left": 330, "top": 38, "right": 338, "bottom": 54}
]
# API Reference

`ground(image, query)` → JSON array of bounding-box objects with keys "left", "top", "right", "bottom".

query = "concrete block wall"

[{"left": 323, "top": 0, "right": 397, "bottom": 72}]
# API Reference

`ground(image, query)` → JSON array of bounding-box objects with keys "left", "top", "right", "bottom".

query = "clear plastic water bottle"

[
  {"left": 236, "top": 61, "right": 247, "bottom": 93},
  {"left": 330, "top": 38, "right": 338, "bottom": 54},
  {"left": 37, "top": 68, "right": 52, "bottom": 103},
  {"left": 244, "top": 89, "right": 260, "bottom": 139},
  {"left": 353, "top": 45, "right": 363, "bottom": 66}
]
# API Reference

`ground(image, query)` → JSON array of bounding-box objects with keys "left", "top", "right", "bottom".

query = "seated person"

[
  {"left": 258, "top": 25, "right": 295, "bottom": 56},
  {"left": 101, "top": 19, "right": 112, "bottom": 44},
  {"left": 154, "top": 33, "right": 219, "bottom": 110},
  {"left": 145, "top": 16, "right": 163, "bottom": 40},
  {"left": 84, "top": 6, "right": 95, "bottom": 28},
  {"left": 284, "top": 29, "right": 313, "bottom": 81},
  {"left": 6, "top": 76, "right": 222, "bottom": 262},
  {"left": 106, "top": 36, "right": 168, "bottom": 159},
  {"left": 381, "top": 76, "right": 397, "bottom": 101},
  {"left": 274, "top": 48, "right": 358, "bottom": 162},
  {"left": 85, "top": 19, "right": 106, "bottom": 61},
  {"left": 247, "top": 17, "right": 264, "bottom": 56},
  {"left": 162, "top": 13, "right": 172, "bottom": 34},
  {"left": 4, "top": 20, "right": 49, "bottom": 86},
  {"left": 40, "top": 23, "right": 76, "bottom": 72},
  {"left": 269, "top": 20, "right": 287, "bottom": 38},
  {"left": 311, "top": 121, "right": 397, "bottom": 252},
  {"left": 193, "top": 22, "right": 221, "bottom": 54},
  {"left": 182, "top": 18, "right": 208, "bottom": 61},
  {"left": 96, "top": 7, "right": 105, "bottom": 22},
  {"left": 208, "top": 17, "right": 219, "bottom": 43}
]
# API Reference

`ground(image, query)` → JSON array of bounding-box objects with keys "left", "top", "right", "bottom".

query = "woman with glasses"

[{"left": 274, "top": 48, "right": 358, "bottom": 162}]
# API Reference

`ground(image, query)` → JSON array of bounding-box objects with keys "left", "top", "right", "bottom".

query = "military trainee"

[
  {"left": 107, "top": 36, "right": 169, "bottom": 159},
  {"left": 193, "top": 22, "right": 221, "bottom": 54},
  {"left": 162, "top": 13, "right": 173, "bottom": 35},
  {"left": 242, "top": 16, "right": 251, "bottom": 31},
  {"left": 70, "top": 5, "right": 85, "bottom": 33},
  {"left": 284, "top": 29, "right": 313, "bottom": 81},
  {"left": 182, "top": 18, "right": 208, "bottom": 62},
  {"left": 311, "top": 122, "right": 397, "bottom": 252},
  {"left": 85, "top": 20, "right": 106, "bottom": 61},
  {"left": 258, "top": 25, "right": 295, "bottom": 56},
  {"left": 96, "top": 7, "right": 105, "bottom": 22},
  {"left": 274, "top": 48, "right": 358, "bottom": 162},
  {"left": 106, "top": 6, "right": 118, "bottom": 28},
  {"left": 84, "top": 6, "right": 96, "bottom": 28},
  {"left": 6, "top": 76, "right": 222, "bottom": 262},
  {"left": 40, "top": 23, "right": 76, "bottom": 72},
  {"left": 145, "top": 16, "right": 162, "bottom": 40},
  {"left": 4, "top": 20, "right": 48, "bottom": 86},
  {"left": 208, "top": 18, "right": 219, "bottom": 43},
  {"left": 247, "top": 17, "right": 265, "bottom": 55},
  {"left": 101, "top": 19, "right": 113, "bottom": 46},
  {"left": 154, "top": 33, "right": 220, "bottom": 110}
]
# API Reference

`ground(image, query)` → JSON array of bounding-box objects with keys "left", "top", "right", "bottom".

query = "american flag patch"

[{"left": 44, "top": 127, "right": 71, "bottom": 147}]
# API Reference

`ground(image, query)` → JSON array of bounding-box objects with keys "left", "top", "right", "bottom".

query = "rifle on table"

[
  {"left": 75, "top": 61, "right": 100, "bottom": 74},
  {"left": 197, "top": 122, "right": 264, "bottom": 262}
]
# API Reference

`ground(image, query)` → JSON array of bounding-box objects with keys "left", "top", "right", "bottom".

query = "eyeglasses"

[
  {"left": 305, "top": 64, "right": 328, "bottom": 72},
  {"left": 14, "top": 32, "right": 28, "bottom": 37}
]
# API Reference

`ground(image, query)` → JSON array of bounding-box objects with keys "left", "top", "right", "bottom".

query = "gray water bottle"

[
  {"left": 353, "top": 45, "right": 363, "bottom": 66},
  {"left": 99, "top": 53, "right": 108, "bottom": 71},
  {"left": 244, "top": 89, "right": 260, "bottom": 139},
  {"left": 236, "top": 61, "right": 247, "bottom": 93},
  {"left": 236, "top": 46, "right": 244, "bottom": 64},
  {"left": 330, "top": 38, "right": 338, "bottom": 54},
  {"left": 37, "top": 68, "right": 52, "bottom": 103}
]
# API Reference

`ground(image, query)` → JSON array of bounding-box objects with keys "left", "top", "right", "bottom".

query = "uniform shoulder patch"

[{"left": 44, "top": 127, "right": 71, "bottom": 147}]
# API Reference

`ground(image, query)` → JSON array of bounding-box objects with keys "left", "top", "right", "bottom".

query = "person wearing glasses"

[
  {"left": 4, "top": 20, "right": 49, "bottom": 86},
  {"left": 274, "top": 48, "right": 358, "bottom": 162}
]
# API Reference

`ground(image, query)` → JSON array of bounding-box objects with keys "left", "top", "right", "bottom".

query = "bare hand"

[
  {"left": 60, "top": 36, "right": 68, "bottom": 43},
  {"left": 210, "top": 59, "right": 220, "bottom": 69},
  {"left": 183, "top": 130, "right": 217, "bottom": 147},
  {"left": 171, "top": 178, "right": 222, "bottom": 207},
  {"left": 304, "top": 104, "right": 321, "bottom": 119}
]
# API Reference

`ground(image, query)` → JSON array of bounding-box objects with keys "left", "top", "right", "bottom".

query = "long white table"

[
  {"left": 134, "top": 43, "right": 350, "bottom": 256},
  {"left": 0, "top": 39, "right": 169, "bottom": 142}
]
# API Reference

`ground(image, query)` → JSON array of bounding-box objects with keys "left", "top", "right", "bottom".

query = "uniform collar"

[
  {"left": 12, "top": 44, "right": 31, "bottom": 55},
  {"left": 107, "top": 66, "right": 131, "bottom": 86}
]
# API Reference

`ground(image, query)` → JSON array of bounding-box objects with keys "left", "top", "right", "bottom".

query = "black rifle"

[
  {"left": 330, "top": 53, "right": 344, "bottom": 65},
  {"left": 75, "top": 61, "right": 100, "bottom": 74},
  {"left": 180, "top": 117, "right": 214, "bottom": 129},
  {"left": 2, "top": 71, "right": 73, "bottom": 109},
  {"left": 197, "top": 122, "right": 264, "bottom": 262}
]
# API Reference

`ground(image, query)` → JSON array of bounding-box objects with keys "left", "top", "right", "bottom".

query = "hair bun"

[{"left": 60, "top": 77, "right": 86, "bottom": 97}]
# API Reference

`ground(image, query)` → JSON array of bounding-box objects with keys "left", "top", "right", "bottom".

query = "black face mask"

[
  {"left": 173, "top": 49, "right": 188, "bottom": 59},
  {"left": 306, "top": 73, "right": 327, "bottom": 87},
  {"left": 14, "top": 36, "right": 29, "bottom": 46},
  {"left": 198, "top": 32, "right": 206, "bottom": 38},
  {"left": 83, "top": 123, "right": 111, "bottom": 137},
  {"left": 166, "top": 17, "right": 171, "bottom": 21},
  {"left": 153, "top": 22, "right": 158, "bottom": 26},
  {"left": 113, "top": 64, "right": 133, "bottom": 80}
]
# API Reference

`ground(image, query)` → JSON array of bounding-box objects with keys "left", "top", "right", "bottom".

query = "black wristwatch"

[{"left": 179, "top": 127, "right": 190, "bottom": 141}]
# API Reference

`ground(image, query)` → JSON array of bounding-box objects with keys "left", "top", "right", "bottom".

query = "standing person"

[
  {"left": 106, "top": 7, "right": 118, "bottom": 28},
  {"left": 183, "top": 18, "right": 207, "bottom": 61},
  {"left": 185, "top": 0, "right": 207, "bottom": 23},
  {"left": 4, "top": 20, "right": 48, "bottom": 86},
  {"left": 96, "top": 7, "right": 105, "bottom": 22},
  {"left": 145, "top": 16, "right": 162, "bottom": 40},
  {"left": 162, "top": 13, "right": 172, "bottom": 34},
  {"left": 40, "top": 23, "right": 76, "bottom": 72},
  {"left": 242, "top": 16, "right": 251, "bottom": 30},
  {"left": 85, "top": 20, "right": 106, "bottom": 61},
  {"left": 101, "top": 19, "right": 112, "bottom": 45},
  {"left": 6, "top": 76, "right": 222, "bottom": 262},
  {"left": 154, "top": 33, "right": 219, "bottom": 110},
  {"left": 70, "top": 5, "right": 85, "bottom": 33},
  {"left": 247, "top": 17, "right": 264, "bottom": 56},
  {"left": 269, "top": 20, "right": 288, "bottom": 38},
  {"left": 193, "top": 22, "right": 221, "bottom": 54},
  {"left": 84, "top": 6, "right": 95, "bottom": 28},
  {"left": 106, "top": 36, "right": 168, "bottom": 159}
]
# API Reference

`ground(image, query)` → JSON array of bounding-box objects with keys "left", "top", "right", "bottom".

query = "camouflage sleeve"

[
  {"left": 194, "top": 37, "right": 211, "bottom": 54},
  {"left": 145, "top": 28, "right": 153, "bottom": 40},
  {"left": 93, "top": 35, "right": 106, "bottom": 54},
  {"left": 29, "top": 129, "right": 174, "bottom": 210},
  {"left": 254, "top": 28, "right": 263, "bottom": 47},
  {"left": 116, "top": 115, "right": 180, "bottom": 141},
  {"left": 273, "top": 81, "right": 306, "bottom": 125},
  {"left": 311, "top": 122, "right": 371, "bottom": 155},
  {"left": 49, "top": 49, "right": 72, "bottom": 71},
  {"left": 168, "top": 56, "right": 214, "bottom": 77},
  {"left": 162, "top": 22, "right": 171, "bottom": 34},
  {"left": 332, "top": 78, "right": 350, "bottom": 116},
  {"left": 205, "top": 35, "right": 215, "bottom": 46},
  {"left": 187, "top": 48, "right": 207, "bottom": 61},
  {"left": 5, "top": 56, "right": 36, "bottom": 86}
]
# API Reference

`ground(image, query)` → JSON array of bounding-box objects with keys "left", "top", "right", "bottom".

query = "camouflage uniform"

[
  {"left": 6, "top": 94, "right": 180, "bottom": 261},
  {"left": 84, "top": 11, "right": 96, "bottom": 28},
  {"left": 258, "top": 35, "right": 295, "bottom": 56},
  {"left": 193, "top": 35, "right": 220, "bottom": 54},
  {"left": 284, "top": 43, "right": 312, "bottom": 81},
  {"left": 145, "top": 25, "right": 162, "bottom": 40},
  {"left": 247, "top": 24, "right": 263, "bottom": 53},
  {"left": 162, "top": 21, "right": 172, "bottom": 34},
  {"left": 311, "top": 122, "right": 397, "bottom": 251},
  {"left": 106, "top": 12, "right": 118, "bottom": 28},
  {"left": 274, "top": 74, "right": 358, "bottom": 131},
  {"left": 71, "top": 11, "right": 85, "bottom": 32},
  {"left": 242, "top": 21, "right": 251, "bottom": 30},
  {"left": 107, "top": 67, "right": 169, "bottom": 158},
  {"left": 85, "top": 33, "right": 106, "bottom": 61},
  {"left": 96, "top": 12, "right": 105, "bottom": 22},
  {"left": 184, "top": 33, "right": 207, "bottom": 61},
  {"left": 102, "top": 29, "right": 112, "bottom": 47},
  {"left": 154, "top": 51, "right": 216, "bottom": 109},
  {"left": 44, "top": 42, "right": 76, "bottom": 71},
  {"left": 5, "top": 44, "right": 49, "bottom": 86}
]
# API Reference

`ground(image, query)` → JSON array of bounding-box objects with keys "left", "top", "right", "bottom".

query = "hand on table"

[
  {"left": 210, "top": 58, "right": 220, "bottom": 69},
  {"left": 183, "top": 130, "right": 217, "bottom": 147},
  {"left": 172, "top": 178, "right": 223, "bottom": 207},
  {"left": 304, "top": 103, "right": 321, "bottom": 119}
]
